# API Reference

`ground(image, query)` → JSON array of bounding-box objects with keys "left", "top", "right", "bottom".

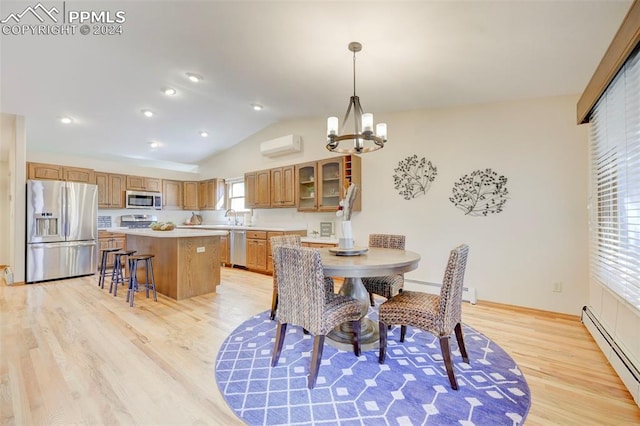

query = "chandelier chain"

[{"left": 353, "top": 49, "right": 357, "bottom": 98}]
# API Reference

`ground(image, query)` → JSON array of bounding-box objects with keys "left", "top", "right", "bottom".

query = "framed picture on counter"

[{"left": 320, "top": 222, "right": 333, "bottom": 237}]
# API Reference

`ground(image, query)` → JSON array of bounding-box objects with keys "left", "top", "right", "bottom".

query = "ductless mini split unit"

[{"left": 259, "top": 134, "right": 302, "bottom": 157}]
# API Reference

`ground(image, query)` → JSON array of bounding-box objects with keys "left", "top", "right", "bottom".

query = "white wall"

[
  {"left": 1, "top": 113, "right": 27, "bottom": 283},
  {"left": 201, "top": 95, "right": 588, "bottom": 315},
  {"left": 0, "top": 114, "right": 14, "bottom": 268}
]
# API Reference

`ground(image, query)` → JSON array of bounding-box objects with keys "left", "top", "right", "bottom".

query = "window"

[
  {"left": 589, "top": 46, "right": 640, "bottom": 311},
  {"left": 226, "top": 177, "right": 246, "bottom": 211}
]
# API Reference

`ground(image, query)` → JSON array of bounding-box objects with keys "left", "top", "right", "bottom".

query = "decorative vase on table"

[
  {"left": 337, "top": 184, "right": 358, "bottom": 249},
  {"left": 340, "top": 220, "right": 354, "bottom": 249}
]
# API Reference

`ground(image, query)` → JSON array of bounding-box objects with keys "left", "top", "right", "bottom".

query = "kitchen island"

[
  {"left": 177, "top": 224, "right": 308, "bottom": 273},
  {"left": 120, "top": 228, "right": 228, "bottom": 300}
]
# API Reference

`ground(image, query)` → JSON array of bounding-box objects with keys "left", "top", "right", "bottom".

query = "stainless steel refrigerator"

[{"left": 26, "top": 180, "right": 98, "bottom": 283}]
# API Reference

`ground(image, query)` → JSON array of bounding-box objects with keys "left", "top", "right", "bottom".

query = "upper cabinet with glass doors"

[
  {"left": 296, "top": 161, "right": 318, "bottom": 211},
  {"left": 296, "top": 155, "right": 361, "bottom": 212}
]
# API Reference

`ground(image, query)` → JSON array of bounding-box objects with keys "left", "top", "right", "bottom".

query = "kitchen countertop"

[
  {"left": 177, "top": 224, "right": 307, "bottom": 232},
  {"left": 301, "top": 237, "right": 339, "bottom": 244},
  {"left": 118, "top": 228, "right": 228, "bottom": 238}
]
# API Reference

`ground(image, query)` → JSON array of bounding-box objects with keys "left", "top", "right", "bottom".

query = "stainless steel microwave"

[{"left": 125, "top": 190, "right": 162, "bottom": 210}]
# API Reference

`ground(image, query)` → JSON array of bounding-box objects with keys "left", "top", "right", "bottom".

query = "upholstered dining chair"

[
  {"left": 362, "top": 234, "right": 406, "bottom": 306},
  {"left": 269, "top": 235, "right": 335, "bottom": 320},
  {"left": 378, "top": 244, "right": 470, "bottom": 390},
  {"left": 271, "top": 245, "right": 362, "bottom": 389}
]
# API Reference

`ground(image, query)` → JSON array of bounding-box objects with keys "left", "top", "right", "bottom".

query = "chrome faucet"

[{"left": 224, "top": 208, "right": 238, "bottom": 225}]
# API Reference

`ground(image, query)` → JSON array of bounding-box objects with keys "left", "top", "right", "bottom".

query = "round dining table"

[{"left": 319, "top": 246, "right": 421, "bottom": 350}]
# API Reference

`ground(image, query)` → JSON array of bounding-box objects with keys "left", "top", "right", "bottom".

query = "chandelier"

[{"left": 326, "top": 42, "right": 387, "bottom": 154}]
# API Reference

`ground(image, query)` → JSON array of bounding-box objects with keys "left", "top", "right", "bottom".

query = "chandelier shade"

[{"left": 326, "top": 42, "right": 387, "bottom": 154}]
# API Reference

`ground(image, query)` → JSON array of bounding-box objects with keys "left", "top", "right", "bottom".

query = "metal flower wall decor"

[
  {"left": 450, "top": 168, "right": 509, "bottom": 216},
  {"left": 393, "top": 155, "right": 438, "bottom": 200}
]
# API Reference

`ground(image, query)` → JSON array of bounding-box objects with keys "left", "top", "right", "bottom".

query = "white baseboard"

[
  {"left": 404, "top": 279, "right": 477, "bottom": 304},
  {"left": 582, "top": 306, "right": 640, "bottom": 407}
]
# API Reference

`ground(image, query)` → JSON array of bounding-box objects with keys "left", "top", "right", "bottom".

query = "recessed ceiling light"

[
  {"left": 148, "top": 141, "right": 162, "bottom": 149},
  {"left": 59, "top": 116, "right": 73, "bottom": 124},
  {"left": 252, "top": 103, "right": 263, "bottom": 111},
  {"left": 162, "top": 87, "right": 177, "bottom": 96},
  {"left": 141, "top": 109, "right": 154, "bottom": 118},
  {"left": 185, "top": 72, "right": 203, "bottom": 83},
  {"left": 200, "top": 131, "right": 209, "bottom": 137}
]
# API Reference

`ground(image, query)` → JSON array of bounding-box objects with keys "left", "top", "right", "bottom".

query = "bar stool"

[
  {"left": 98, "top": 247, "right": 121, "bottom": 289},
  {"left": 109, "top": 250, "right": 136, "bottom": 296},
  {"left": 127, "top": 254, "right": 157, "bottom": 307}
]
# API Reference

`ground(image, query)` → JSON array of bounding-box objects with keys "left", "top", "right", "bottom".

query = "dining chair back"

[
  {"left": 378, "top": 244, "right": 470, "bottom": 390},
  {"left": 369, "top": 234, "right": 406, "bottom": 250},
  {"left": 269, "top": 234, "right": 334, "bottom": 320},
  {"left": 269, "top": 235, "right": 302, "bottom": 319},
  {"left": 271, "top": 245, "right": 361, "bottom": 389},
  {"left": 362, "top": 234, "right": 406, "bottom": 306}
]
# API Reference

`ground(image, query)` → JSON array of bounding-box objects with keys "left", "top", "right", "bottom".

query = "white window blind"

[{"left": 589, "top": 46, "right": 640, "bottom": 311}]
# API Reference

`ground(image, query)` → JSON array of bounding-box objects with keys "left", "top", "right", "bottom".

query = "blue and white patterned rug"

[{"left": 215, "top": 309, "right": 530, "bottom": 425}]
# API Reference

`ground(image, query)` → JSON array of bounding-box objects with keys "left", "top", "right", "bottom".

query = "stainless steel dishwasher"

[{"left": 229, "top": 230, "right": 247, "bottom": 267}]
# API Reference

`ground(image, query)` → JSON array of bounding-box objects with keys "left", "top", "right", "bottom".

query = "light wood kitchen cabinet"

[
  {"left": 220, "top": 234, "right": 229, "bottom": 265},
  {"left": 249, "top": 230, "right": 307, "bottom": 273},
  {"left": 162, "top": 179, "right": 183, "bottom": 210},
  {"left": 27, "top": 162, "right": 63, "bottom": 180},
  {"left": 270, "top": 165, "right": 295, "bottom": 207},
  {"left": 244, "top": 154, "right": 362, "bottom": 212},
  {"left": 98, "top": 231, "right": 126, "bottom": 270},
  {"left": 296, "top": 161, "right": 318, "bottom": 211},
  {"left": 294, "top": 155, "right": 362, "bottom": 212},
  {"left": 246, "top": 230, "right": 268, "bottom": 272},
  {"left": 245, "top": 169, "right": 271, "bottom": 209},
  {"left": 246, "top": 230, "right": 310, "bottom": 273},
  {"left": 96, "top": 172, "right": 126, "bottom": 208},
  {"left": 126, "top": 175, "right": 162, "bottom": 191},
  {"left": 255, "top": 169, "right": 271, "bottom": 208},
  {"left": 265, "top": 231, "right": 283, "bottom": 273},
  {"left": 144, "top": 178, "right": 162, "bottom": 191},
  {"left": 317, "top": 155, "right": 362, "bottom": 212},
  {"left": 183, "top": 181, "right": 199, "bottom": 210},
  {"left": 245, "top": 173, "right": 256, "bottom": 207},
  {"left": 63, "top": 166, "right": 96, "bottom": 184},
  {"left": 27, "top": 162, "right": 96, "bottom": 184},
  {"left": 198, "top": 178, "right": 226, "bottom": 210}
]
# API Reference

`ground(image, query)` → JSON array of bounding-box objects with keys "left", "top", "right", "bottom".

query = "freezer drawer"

[{"left": 27, "top": 241, "right": 96, "bottom": 283}]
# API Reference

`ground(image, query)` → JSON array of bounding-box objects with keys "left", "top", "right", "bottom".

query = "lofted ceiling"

[{"left": 0, "top": 0, "right": 632, "bottom": 171}]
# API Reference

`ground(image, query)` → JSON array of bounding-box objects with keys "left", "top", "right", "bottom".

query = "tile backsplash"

[{"left": 97, "top": 215, "right": 112, "bottom": 229}]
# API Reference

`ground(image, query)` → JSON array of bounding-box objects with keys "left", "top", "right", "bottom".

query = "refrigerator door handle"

[
  {"left": 29, "top": 241, "right": 96, "bottom": 249},
  {"left": 63, "top": 184, "right": 69, "bottom": 238}
]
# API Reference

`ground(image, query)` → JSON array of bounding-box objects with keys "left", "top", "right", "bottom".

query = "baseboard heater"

[
  {"left": 581, "top": 306, "right": 640, "bottom": 391},
  {"left": 404, "top": 279, "right": 477, "bottom": 304}
]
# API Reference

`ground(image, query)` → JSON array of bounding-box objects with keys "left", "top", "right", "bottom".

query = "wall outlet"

[
  {"left": 197, "top": 247, "right": 205, "bottom": 253},
  {"left": 553, "top": 282, "right": 563, "bottom": 293}
]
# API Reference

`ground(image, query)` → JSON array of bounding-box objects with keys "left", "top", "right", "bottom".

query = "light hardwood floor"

[{"left": 1, "top": 268, "right": 639, "bottom": 425}]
